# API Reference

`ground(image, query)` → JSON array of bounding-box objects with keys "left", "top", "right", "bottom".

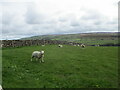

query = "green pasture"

[
  {"left": 2, "top": 45, "right": 118, "bottom": 88},
  {"left": 52, "top": 38, "right": 118, "bottom": 45}
]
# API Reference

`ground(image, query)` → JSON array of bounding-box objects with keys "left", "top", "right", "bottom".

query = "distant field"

[
  {"left": 52, "top": 38, "right": 118, "bottom": 45},
  {"left": 21, "top": 32, "right": 119, "bottom": 45},
  {"left": 2, "top": 45, "right": 118, "bottom": 88}
]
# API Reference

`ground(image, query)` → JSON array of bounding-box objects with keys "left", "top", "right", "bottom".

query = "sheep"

[
  {"left": 97, "top": 45, "right": 100, "bottom": 46},
  {"left": 73, "top": 45, "right": 76, "bottom": 46},
  {"left": 81, "top": 44, "right": 85, "bottom": 48},
  {"left": 41, "top": 45, "right": 45, "bottom": 46},
  {"left": 58, "top": 44, "right": 63, "bottom": 48},
  {"left": 0, "top": 44, "right": 3, "bottom": 48},
  {"left": 0, "top": 85, "right": 3, "bottom": 90},
  {"left": 31, "top": 50, "right": 44, "bottom": 63}
]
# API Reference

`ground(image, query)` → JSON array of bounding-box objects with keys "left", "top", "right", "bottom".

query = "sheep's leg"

[
  {"left": 42, "top": 57, "right": 44, "bottom": 63},
  {"left": 36, "top": 58, "right": 38, "bottom": 61},
  {"left": 31, "top": 56, "right": 34, "bottom": 61},
  {"left": 42, "top": 60, "right": 44, "bottom": 63},
  {"left": 39, "top": 59, "right": 41, "bottom": 63}
]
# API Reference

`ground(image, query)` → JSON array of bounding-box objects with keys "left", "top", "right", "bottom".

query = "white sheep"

[
  {"left": 58, "top": 44, "right": 63, "bottom": 47},
  {"left": 97, "top": 45, "right": 100, "bottom": 46},
  {"left": 31, "top": 50, "right": 44, "bottom": 63},
  {"left": 81, "top": 44, "right": 85, "bottom": 48},
  {"left": 0, "top": 44, "right": 3, "bottom": 48},
  {"left": 41, "top": 45, "right": 45, "bottom": 46},
  {"left": 0, "top": 85, "right": 3, "bottom": 90},
  {"left": 73, "top": 45, "right": 76, "bottom": 46}
]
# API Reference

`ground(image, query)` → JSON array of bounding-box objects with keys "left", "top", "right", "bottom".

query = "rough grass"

[{"left": 2, "top": 45, "right": 118, "bottom": 88}]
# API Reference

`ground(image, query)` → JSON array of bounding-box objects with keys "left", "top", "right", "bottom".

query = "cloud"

[
  {"left": 0, "top": 0, "right": 118, "bottom": 40},
  {"left": 25, "top": 5, "right": 46, "bottom": 24},
  {"left": 70, "top": 21, "right": 80, "bottom": 27}
]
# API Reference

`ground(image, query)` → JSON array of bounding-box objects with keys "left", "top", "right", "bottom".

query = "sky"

[{"left": 0, "top": 0, "right": 119, "bottom": 40}]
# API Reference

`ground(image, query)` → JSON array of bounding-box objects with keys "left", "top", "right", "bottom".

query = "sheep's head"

[{"left": 41, "top": 50, "right": 44, "bottom": 54}]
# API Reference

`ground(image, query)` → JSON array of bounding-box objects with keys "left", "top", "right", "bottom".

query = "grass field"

[{"left": 2, "top": 45, "right": 118, "bottom": 88}]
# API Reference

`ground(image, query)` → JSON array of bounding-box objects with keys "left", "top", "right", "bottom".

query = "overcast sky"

[{"left": 0, "top": 0, "right": 119, "bottom": 40}]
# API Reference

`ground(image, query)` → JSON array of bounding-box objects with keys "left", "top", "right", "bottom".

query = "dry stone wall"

[{"left": 1, "top": 40, "right": 80, "bottom": 48}]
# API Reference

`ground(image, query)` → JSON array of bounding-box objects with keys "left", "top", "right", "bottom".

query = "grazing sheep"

[
  {"left": 41, "top": 45, "right": 45, "bottom": 46},
  {"left": 81, "top": 44, "right": 85, "bottom": 48},
  {"left": 73, "top": 45, "right": 76, "bottom": 46},
  {"left": 58, "top": 44, "right": 63, "bottom": 47},
  {"left": 31, "top": 50, "right": 44, "bottom": 63},
  {"left": 0, "top": 85, "right": 3, "bottom": 90},
  {"left": 0, "top": 44, "right": 3, "bottom": 48}
]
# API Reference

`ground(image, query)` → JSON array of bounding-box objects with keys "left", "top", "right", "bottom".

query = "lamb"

[
  {"left": 31, "top": 50, "right": 44, "bottom": 63},
  {"left": 58, "top": 44, "right": 63, "bottom": 47},
  {"left": 81, "top": 44, "right": 85, "bottom": 48}
]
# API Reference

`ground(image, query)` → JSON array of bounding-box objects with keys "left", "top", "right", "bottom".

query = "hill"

[{"left": 20, "top": 32, "right": 119, "bottom": 45}]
